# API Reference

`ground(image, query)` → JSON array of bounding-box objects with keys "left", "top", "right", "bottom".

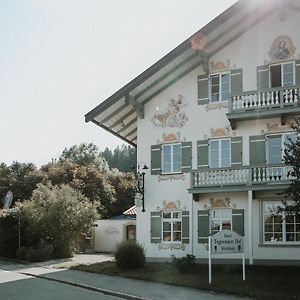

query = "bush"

[
  {"left": 16, "top": 241, "right": 53, "bottom": 262},
  {"left": 114, "top": 240, "right": 145, "bottom": 269},
  {"left": 173, "top": 254, "right": 196, "bottom": 273}
]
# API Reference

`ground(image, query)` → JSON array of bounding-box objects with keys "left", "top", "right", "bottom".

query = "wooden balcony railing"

[
  {"left": 192, "top": 164, "right": 294, "bottom": 189},
  {"left": 229, "top": 85, "right": 300, "bottom": 113}
]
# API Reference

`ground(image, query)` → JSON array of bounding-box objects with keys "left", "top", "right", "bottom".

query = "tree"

[
  {"left": 281, "top": 118, "right": 300, "bottom": 215},
  {"left": 18, "top": 183, "right": 99, "bottom": 258},
  {"left": 101, "top": 145, "right": 136, "bottom": 172},
  {"left": 59, "top": 143, "right": 109, "bottom": 171}
]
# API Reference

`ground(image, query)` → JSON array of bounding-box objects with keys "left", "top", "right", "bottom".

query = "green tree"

[
  {"left": 281, "top": 118, "right": 300, "bottom": 214},
  {"left": 42, "top": 160, "right": 116, "bottom": 218},
  {"left": 101, "top": 145, "right": 136, "bottom": 172},
  {"left": 18, "top": 183, "right": 99, "bottom": 258},
  {"left": 59, "top": 143, "right": 109, "bottom": 171}
]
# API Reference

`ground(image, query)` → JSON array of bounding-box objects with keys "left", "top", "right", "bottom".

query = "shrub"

[
  {"left": 173, "top": 254, "right": 196, "bottom": 273},
  {"left": 114, "top": 240, "right": 145, "bottom": 269},
  {"left": 16, "top": 241, "right": 53, "bottom": 262}
]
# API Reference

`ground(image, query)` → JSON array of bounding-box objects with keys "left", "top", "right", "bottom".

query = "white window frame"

[
  {"left": 161, "top": 211, "right": 182, "bottom": 243},
  {"left": 269, "top": 61, "right": 295, "bottom": 88},
  {"left": 209, "top": 138, "right": 231, "bottom": 168},
  {"left": 209, "top": 72, "right": 231, "bottom": 103},
  {"left": 266, "top": 132, "right": 297, "bottom": 164},
  {"left": 161, "top": 143, "right": 182, "bottom": 174},
  {"left": 210, "top": 208, "right": 232, "bottom": 236},
  {"left": 263, "top": 201, "right": 300, "bottom": 244}
]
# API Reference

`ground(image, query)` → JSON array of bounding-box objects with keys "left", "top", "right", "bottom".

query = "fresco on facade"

[{"left": 151, "top": 95, "right": 188, "bottom": 128}]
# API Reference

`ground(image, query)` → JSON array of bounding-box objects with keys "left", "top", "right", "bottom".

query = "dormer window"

[
  {"left": 270, "top": 62, "right": 294, "bottom": 88},
  {"left": 209, "top": 73, "right": 230, "bottom": 102}
]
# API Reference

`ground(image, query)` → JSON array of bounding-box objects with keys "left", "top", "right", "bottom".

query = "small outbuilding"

[{"left": 92, "top": 206, "right": 136, "bottom": 253}]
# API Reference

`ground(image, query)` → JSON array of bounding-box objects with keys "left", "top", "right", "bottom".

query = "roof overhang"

[{"left": 85, "top": 0, "right": 297, "bottom": 147}]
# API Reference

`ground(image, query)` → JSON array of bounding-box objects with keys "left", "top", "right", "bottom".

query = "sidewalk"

[{"left": 25, "top": 268, "right": 249, "bottom": 300}]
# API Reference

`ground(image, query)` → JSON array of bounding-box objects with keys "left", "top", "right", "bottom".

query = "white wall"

[
  {"left": 136, "top": 7, "right": 300, "bottom": 261},
  {"left": 94, "top": 219, "right": 136, "bottom": 252}
]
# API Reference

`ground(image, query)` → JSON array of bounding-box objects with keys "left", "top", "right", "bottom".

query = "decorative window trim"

[
  {"left": 269, "top": 61, "right": 295, "bottom": 88},
  {"left": 208, "top": 138, "right": 231, "bottom": 168},
  {"left": 262, "top": 201, "right": 300, "bottom": 244},
  {"left": 161, "top": 143, "right": 182, "bottom": 175},
  {"left": 161, "top": 211, "right": 182, "bottom": 243},
  {"left": 209, "top": 72, "right": 231, "bottom": 103}
]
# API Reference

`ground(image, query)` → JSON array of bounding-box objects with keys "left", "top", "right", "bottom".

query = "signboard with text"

[{"left": 211, "top": 229, "right": 243, "bottom": 254}]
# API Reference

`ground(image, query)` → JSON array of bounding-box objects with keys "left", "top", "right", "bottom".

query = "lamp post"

[{"left": 135, "top": 163, "right": 148, "bottom": 212}]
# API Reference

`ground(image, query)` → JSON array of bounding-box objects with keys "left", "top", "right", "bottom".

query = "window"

[
  {"left": 162, "top": 211, "right": 182, "bottom": 242},
  {"left": 162, "top": 143, "right": 181, "bottom": 174},
  {"left": 210, "top": 209, "right": 232, "bottom": 235},
  {"left": 267, "top": 133, "right": 297, "bottom": 164},
  {"left": 263, "top": 202, "right": 300, "bottom": 243},
  {"left": 209, "top": 73, "right": 230, "bottom": 102},
  {"left": 270, "top": 62, "right": 294, "bottom": 88},
  {"left": 209, "top": 139, "right": 230, "bottom": 168}
]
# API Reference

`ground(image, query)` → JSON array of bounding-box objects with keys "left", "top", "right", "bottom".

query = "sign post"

[{"left": 208, "top": 229, "right": 245, "bottom": 284}]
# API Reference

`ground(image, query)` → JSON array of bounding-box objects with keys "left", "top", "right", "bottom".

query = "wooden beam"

[{"left": 125, "top": 94, "right": 144, "bottom": 119}]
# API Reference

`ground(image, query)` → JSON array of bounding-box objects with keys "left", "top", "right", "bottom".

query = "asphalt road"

[{"left": 0, "top": 269, "right": 121, "bottom": 300}]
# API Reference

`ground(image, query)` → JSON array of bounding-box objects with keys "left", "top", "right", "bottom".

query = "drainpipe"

[
  {"left": 191, "top": 195, "right": 194, "bottom": 256},
  {"left": 248, "top": 190, "right": 253, "bottom": 265}
]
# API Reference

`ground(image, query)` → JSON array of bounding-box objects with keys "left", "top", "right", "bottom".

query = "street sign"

[
  {"left": 211, "top": 229, "right": 243, "bottom": 254},
  {"left": 208, "top": 229, "right": 245, "bottom": 284}
]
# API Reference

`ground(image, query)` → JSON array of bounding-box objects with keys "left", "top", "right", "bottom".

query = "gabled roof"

[{"left": 85, "top": 0, "right": 296, "bottom": 147}]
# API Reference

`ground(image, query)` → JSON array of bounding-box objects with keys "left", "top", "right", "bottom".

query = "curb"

[{"left": 20, "top": 272, "right": 147, "bottom": 300}]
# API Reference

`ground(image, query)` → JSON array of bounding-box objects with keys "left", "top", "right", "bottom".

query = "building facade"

[{"left": 86, "top": 0, "right": 300, "bottom": 264}]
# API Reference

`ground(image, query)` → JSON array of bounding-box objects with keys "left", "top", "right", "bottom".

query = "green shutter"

[
  {"left": 181, "top": 142, "right": 192, "bottom": 173},
  {"left": 257, "top": 65, "right": 269, "bottom": 90},
  {"left": 232, "top": 209, "right": 244, "bottom": 236},
  {"left": 197, "top": 140, "right": 209, "bottom": 169},
  {"left": 198, "top": 75, "right": 209, "bottom": 105},
  {"left": 198, "top": 210, "right": 209, "bottom": 243},
  {"left": 249, "top": 135, "right": 266, "bottom": 165},
  {"left": 230, "top": 69, "right": 243, "bottom": 95},
  {"left": 151, "top": 145, "right": 161, "bottom": 175},
  {"left": 295, "top": 60, "right": 300, "bottom": 85},
  {"left": 150, "top": 212, "right": 161, "bottom": 243},
  {"left": 182, "top": 211, "right": 189, "bottom": 244},
  {"left": 231, "top": 137, "right": 243, "bottom": 166}
]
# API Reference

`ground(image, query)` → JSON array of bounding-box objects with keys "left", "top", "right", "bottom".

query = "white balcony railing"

[
  {"left": 230, "top": 85, "right": 300, "bottom": 113},
  {"left": 192, "top": 165, "right": 294, "bottom": 189}
]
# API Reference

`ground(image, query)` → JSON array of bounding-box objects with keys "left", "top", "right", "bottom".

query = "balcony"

[
  {"left": 190, "top": 164, "right": 294, "bottom": 193},
  {"left": 227, "top": 85, "right": 300, "bottom": 126}
]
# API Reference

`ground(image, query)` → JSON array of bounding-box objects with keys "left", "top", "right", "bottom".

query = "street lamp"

[{"left": 134, "top": 163, "right": 148, "bottom": 212}]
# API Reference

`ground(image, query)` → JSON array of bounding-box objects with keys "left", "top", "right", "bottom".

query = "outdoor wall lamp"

[{"left": 134, "top": 163, "right": 148, "bottom": 212}]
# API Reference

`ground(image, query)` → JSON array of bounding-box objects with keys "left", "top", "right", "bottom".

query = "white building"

[{"left": 86, "top": 0, "right": 300, "bottom": 265}]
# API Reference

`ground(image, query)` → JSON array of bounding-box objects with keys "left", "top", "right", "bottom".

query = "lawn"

[{"left": 72, "top": 261, "right": 300, "bottom": 299}]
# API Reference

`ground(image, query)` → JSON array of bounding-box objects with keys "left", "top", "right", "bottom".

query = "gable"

[{"left": 85, "top": 0, "right": 300, "bottom": 146}]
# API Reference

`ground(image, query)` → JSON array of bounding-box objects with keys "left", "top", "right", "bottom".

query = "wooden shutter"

[
  {"left": 181, "top": 142, "right": 192, "bottom": 173},
  {"left": 197, "top": 140, "right": 209, "bottom": 169},
  {"left": 295, "top": 60, "right": 300, "bottom": 85},
  {"left": 151, "top": 145, "right": 161, "bottom": 175},
  {"left": 232, "top": 209, "right": 244, "bottom": 236},
  {"left": 182, "top": 211, "right": 189, "bottom": 244},
  {"left": 198, "top": 210, "right": 209, "bottom": 243},
  {"left": 198, "top": 75, "right": 209, "bottom": 105},
  {"left": 231, "top": 137, "right": 243, "bottom": 166},
  {"left": 249, "top": 135, "right": 266, "bottom": 165},
  {"left": 257, "top": 65, "right": 269, "bottom": 90},
  {"left": 150, "top": 212, "right": 161, "bottom": 243},
  {"left": 230, "top": 69, "right": 243, "bottom": 94}
]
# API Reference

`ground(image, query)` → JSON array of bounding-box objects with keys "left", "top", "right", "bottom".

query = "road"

[{"left": 0, "top": 268, "right": 121, "bottom": 300}]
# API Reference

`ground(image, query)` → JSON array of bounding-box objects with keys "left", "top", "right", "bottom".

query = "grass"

[{"left": 72, "top": 261, "right": 300, "bottom": 299}]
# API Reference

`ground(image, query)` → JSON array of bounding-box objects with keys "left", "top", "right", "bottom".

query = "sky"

[{"left": 0, "top": 0, "right": 237, "bottom": 167}]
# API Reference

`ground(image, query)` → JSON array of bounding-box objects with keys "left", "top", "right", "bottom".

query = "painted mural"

[{"left": 151, "top": 95, "right": 188, "bottom": 128}]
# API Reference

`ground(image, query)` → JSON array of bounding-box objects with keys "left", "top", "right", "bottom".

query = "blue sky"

[{"left": 0, "top": 0, "right": 236, "bottom": 166}]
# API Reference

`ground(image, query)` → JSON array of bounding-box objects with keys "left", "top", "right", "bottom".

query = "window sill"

[{"left": 258, "top": 243, "right": 300, "bottom": 248}]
